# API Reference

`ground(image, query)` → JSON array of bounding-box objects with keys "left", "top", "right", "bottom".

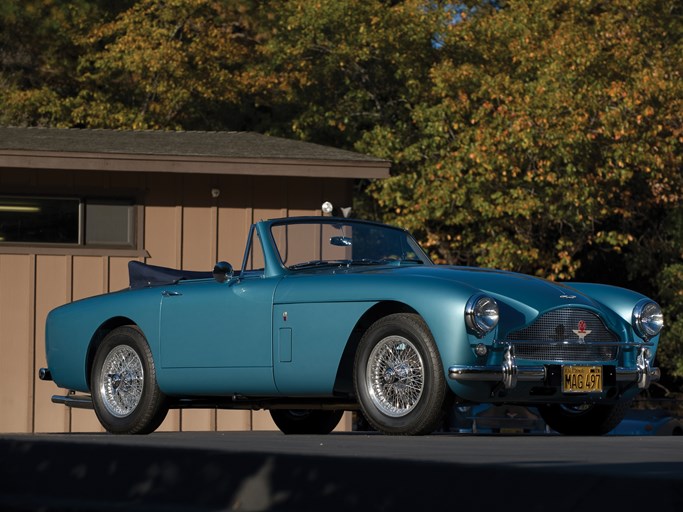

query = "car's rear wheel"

[
  {"left": 270, "top": 409, "right": 344, "bottom": 434},
  {"left": 354, "top": 313, "right": 449, "bottom": 435},
  {"left": 91, "top": 326, "right": 168, "bottom": 434},
  {"left": 538, "top": 401, "right": 630, "bottom": 435}
]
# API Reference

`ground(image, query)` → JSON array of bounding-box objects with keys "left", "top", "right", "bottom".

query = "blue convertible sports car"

[{"left": 40, "top": 217, "right": 663, "bottom": 436}]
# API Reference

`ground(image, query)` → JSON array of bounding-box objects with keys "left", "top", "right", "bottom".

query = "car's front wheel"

[
  {"left": 538, "top": 401, "right": 630, "bottom": 435},
  {"left": 91, "top": 326, "right": 168, "bottom": 434},
  {"left": 354, "top": 313, "right": 450, "bottom": 435},
  {"left": 270, "top": 409, "right": 344, "bottom": 434}
]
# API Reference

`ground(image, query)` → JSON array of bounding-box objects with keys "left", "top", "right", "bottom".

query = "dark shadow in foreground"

[{"left": 1, "top": 437, "right": 681, "bottom": 511}]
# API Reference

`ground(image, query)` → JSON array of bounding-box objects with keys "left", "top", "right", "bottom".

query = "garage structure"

[{"left": 0, "top": 127, "right": 389, "bottom": 434}]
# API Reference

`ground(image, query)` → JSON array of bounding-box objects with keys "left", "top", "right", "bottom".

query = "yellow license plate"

[{"left": 562, "top": 366, "right": 603, "bottom": 393}]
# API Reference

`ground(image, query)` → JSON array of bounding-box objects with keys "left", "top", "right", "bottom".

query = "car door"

[{"left": 158, "top": 273, "right": 280, "bottom": 371}]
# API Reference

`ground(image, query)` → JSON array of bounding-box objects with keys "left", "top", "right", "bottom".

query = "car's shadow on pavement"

[{"left": 1, "top": 432, "right": 682, "bottom": 511}]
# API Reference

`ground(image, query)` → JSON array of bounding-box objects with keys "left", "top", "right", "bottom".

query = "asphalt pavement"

[{"left": 1, "top": 431, "right": 682, "bottom": 511}]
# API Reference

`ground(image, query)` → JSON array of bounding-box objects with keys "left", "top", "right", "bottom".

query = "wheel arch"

[
  {"left": 85, "top": 317, "right": 138, "bottom": 388},
  {"left": 333, "top": 301, "right": 420, "bottom": 396}
]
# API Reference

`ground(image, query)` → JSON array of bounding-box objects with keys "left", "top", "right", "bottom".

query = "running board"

[{"left": 51, "top": 394, "right": 359, "bottom": 412}]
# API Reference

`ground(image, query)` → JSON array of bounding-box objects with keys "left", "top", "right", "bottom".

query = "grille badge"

[{"left": 572, "top": 320, "right": 592, "bottom": 343}]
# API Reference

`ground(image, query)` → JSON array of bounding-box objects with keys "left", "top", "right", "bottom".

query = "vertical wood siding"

[{"left": 0, "top": 169, "right": 354, "bottom": 433}]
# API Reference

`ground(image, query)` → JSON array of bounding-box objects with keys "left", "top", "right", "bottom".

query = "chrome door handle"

[{"left": 161, "top": 290, "right": 182, "bottom": 297}]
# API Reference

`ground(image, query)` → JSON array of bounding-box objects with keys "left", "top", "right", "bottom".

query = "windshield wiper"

[
  {"left": 289, "top": 258, "right": 425, "bottom": 270},
  {"left": 288, "top": 260, "right": 347, "bottom": 270},
  {"left": 348, "top": 258, "right": 425, "bottom": 266}
]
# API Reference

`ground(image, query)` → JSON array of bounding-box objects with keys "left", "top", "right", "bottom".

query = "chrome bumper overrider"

[{"left": 449, "top": 343, "right": 660, "bottom": 390}]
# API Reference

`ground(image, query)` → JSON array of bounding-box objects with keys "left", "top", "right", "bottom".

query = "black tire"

[
  {"left": 538, "top": 400, "right": 630, "bottom": 435},
  {"left": 353, "top": 313, "right": 450, "bottom": 435},
  {"left": 91, "top": 325, "right": 168, "bottom": 434},
  {"left": 270, "top": 409, "right": 344, "bottom": 435}
]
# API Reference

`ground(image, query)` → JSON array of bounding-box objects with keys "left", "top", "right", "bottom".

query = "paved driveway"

[{"left": 1, "top": 432, "right": 682, "bottom": 511}]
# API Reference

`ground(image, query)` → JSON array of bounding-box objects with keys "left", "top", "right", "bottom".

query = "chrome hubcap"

[
  {"left": 99, "top": 345, "right": 144, "bottom": 418},
  {"left": 367, "top": 336, "right": 424, "bottom": 417}
]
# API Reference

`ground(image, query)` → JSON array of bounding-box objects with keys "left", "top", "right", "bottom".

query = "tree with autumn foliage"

[
  {"left": 256, "top": 0, "right": 449, "bottom": 148},
  {"left": 366, "top": 1, "right": 681, "bottom": 277},
  {"left": 0, "top": 0, "right": 131, "bottom": 125},
  {"left": 0, "top": 0, "right": 272, "bottom": 130}
]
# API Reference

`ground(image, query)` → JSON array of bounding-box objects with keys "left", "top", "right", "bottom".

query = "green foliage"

[
  {"left": 653, "top": 207, "right": 683, "bottom": 379},
  {"left": 368, "top": 0, "right": 682, "bottom": 282},
  {"left": 658, "top": 263, "right": 683, "bottom": 379},
  {"left": 71, "top": 0, "right": 274, "bottom": 130},
  {"left": 259, "top": 0, "right": 447, "bottom": 147},
  {"left": 0, "top": 0, "right": 116, "bottom": 125},
  {"left": 0, "top": 0, "right": 271, "bottom": 129}
]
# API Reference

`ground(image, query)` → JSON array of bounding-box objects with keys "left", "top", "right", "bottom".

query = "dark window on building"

[
  {"left": 85, "top": 201, "right": 136, "bottom": 247},
  {"left": 0, "top": 196, "right": 136, "bottom": 248}
]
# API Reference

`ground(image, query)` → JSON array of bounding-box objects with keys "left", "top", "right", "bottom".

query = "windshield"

[{"left": 270, "top": 219, "right": 432, "bottom": 270}]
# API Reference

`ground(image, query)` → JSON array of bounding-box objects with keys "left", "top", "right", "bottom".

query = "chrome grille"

[
  {"left": 505, "top": 308, "right": 619, "bottom": 362},
  {"left": 510, "top": 342, "right": 617, "bottom": 362}
]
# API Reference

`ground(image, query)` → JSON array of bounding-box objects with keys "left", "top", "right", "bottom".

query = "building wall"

[{"left": 0, "top": 168, "right": 354, "bottom": 433}]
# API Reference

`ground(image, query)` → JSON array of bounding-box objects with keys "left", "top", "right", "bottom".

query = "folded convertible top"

[{"left": 128, "top": 261, "right": 213, "bottom": 289}]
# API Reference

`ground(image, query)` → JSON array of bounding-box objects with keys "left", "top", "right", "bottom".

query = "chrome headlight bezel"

[
  {"left": 465, "top": 294, "right": 499, "bottom": 338},
  {"left": 632, "top": 299, "right": 663, "bottom": 340}
]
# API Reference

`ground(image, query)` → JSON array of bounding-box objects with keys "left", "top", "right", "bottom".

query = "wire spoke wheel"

[
  {"left": 354, "top": 313, "right": 449, "bottom": 435},
  {"left": 367, "top": 336, "right": 424, "bottom": 418},
  {"left": 91, "top": 326, "right": 168, "bottom": 434},
  {"left": 99, "top": 345, "right": 144, "bottom": 418}
]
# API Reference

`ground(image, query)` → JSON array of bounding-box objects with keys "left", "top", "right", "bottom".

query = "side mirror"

[
  {"left": 330, "top": 236, "right": 352, "bottom": 247},
  {"left": 213, "top": 261, "right": 234, "bottom": 283}
]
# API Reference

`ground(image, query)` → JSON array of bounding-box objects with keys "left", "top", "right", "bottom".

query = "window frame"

[{"left": 0, "top": 191, "right": 147, "bottom": 257}]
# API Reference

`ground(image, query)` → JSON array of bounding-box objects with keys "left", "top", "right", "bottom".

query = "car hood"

[
  {"left": 367, "top": 264, "right": 605, "bottom": 314},
  {"left": 375, "top": 264, "right": 628, "bottom": 334},
  {"left": 438, "top": 265, "right": 593, "bottom": 305}
]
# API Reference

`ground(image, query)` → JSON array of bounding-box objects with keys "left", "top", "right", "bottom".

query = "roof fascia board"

[{"left": 0, "top": 150, "right": 390, "bottom": 179}]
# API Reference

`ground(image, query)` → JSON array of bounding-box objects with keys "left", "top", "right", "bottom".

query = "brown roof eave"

[{"left": 0, "top": 150, "right": 390, "bottom": 179}]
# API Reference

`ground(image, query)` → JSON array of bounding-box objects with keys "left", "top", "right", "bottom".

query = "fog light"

[{"left": 474, "top": 343, "right": 488, "bottom": 357}]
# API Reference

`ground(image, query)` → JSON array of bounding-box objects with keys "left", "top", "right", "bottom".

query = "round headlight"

[
  {"left": 465, "top": 295, "right": 499, "bottom": 337},
  {"left": 632, "top": 299, "right": 663, "bottom": 339}
]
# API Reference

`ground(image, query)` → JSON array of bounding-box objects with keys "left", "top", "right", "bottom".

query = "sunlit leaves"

[
  {"left": 367, "top": 0, "right": 682, "bottom": 282},
  {"left": 0, "top": 0, "right": 126, "bottom": 126},
  {"left": 73, "top": 0, "right": 269, "bottom": 129},
  {"left": 257, "top": 0, "right": 448, "bottom": 147},
  {"left": 657, "top": 259, "right": 683, "bottom": 379}
]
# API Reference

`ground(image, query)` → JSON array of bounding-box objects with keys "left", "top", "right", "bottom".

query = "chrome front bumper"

[{"left": 449, "top": 343, "right": 660, "bottom": 390}]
